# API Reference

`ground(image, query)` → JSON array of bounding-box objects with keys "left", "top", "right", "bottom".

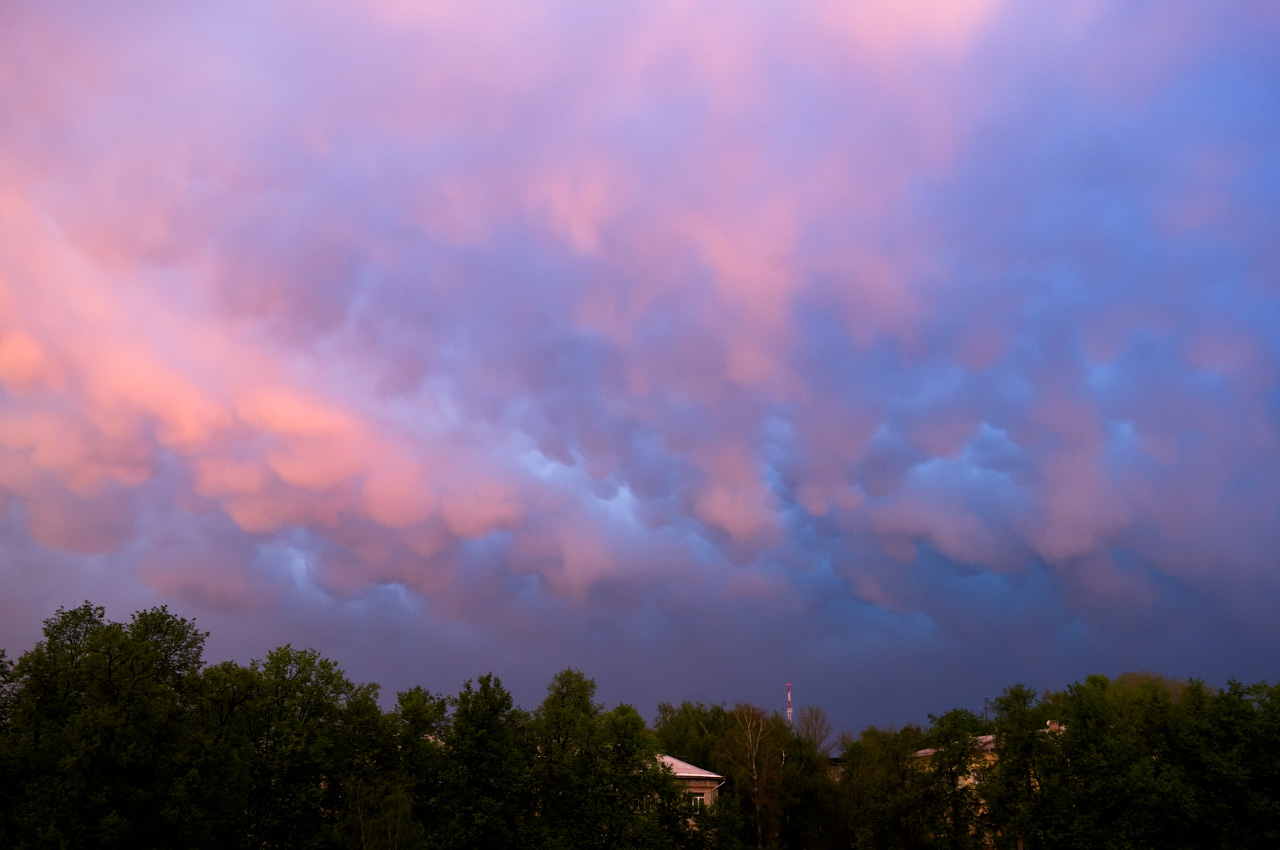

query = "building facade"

[{"left": 659, "top": 754, "right": 724, "bottom": 806}]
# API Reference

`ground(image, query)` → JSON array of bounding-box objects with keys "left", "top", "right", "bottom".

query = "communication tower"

[{"left": 787, "top": 682, "right": 792, "bottom": 728}]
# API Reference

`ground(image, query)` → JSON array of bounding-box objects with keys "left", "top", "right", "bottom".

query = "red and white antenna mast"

[{"left": 787, "top": 682, "right": 793, "bottom": 728}]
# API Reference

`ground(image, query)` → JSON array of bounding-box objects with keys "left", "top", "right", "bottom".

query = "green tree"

[
  {"left": 597, "top": 702, "right": 691, "bottom": 848},
  {"left": 686, "top": 796, "right": 747, "bottom": 850},
  {"left": 655, "top": 700, "right": 733, "bottom": 777},
  {"left": 531, "top": 668, "right": 690, "bottom": 849},
  {"left": 1, "top": 603, "right": 210, "bottom": 848},
  {"left": 836, "top": 724, "right": 930, "bottom": 850},
  {"left": 434, "top": 673, "right": 531, "bottom": 850},
  {"left": 183, "top": 659, "right": 265, "bottom": 849},
  {"left": 0, "top": 647, "right": 16, "bottom": 846},
  {"left": 532, "top": 668, "right": 601, "bottom": 849},
  {"left": 985, "top": 684, "right": 1050, "bottom": 850},
  {"left": 719, "top": 704, "right": 790, "bottom": 850},
  {"left": 389, "top": 685, "right": 449, "bottom": 842},
  {"left": 1239, "top": 681, "right": 1280, "bottom": 843},
  {"left": 777, "top": 718, "right": 842, "bottom": 850},
  {"left": 331, "top": 683, "right": 427, "bottom": 850},
  {"left": 1038, "top": 674, "right": 1153, "bottom": 849},
  {"left": 246, "top": 645, "right": 361, "bottom": 849},
  {"left": 921, "top": 708, "right": 991, "bottom": 850}
]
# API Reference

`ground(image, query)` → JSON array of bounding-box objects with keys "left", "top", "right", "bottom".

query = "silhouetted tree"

[
  {"left": 246, "top": 645, "right": 362, "bottom": 849},
  {"left": 777, "top": 720, "right": 842, "bottom": 850},
  {"left": 655, "top": 700, "right": 733, "bottom": 777},
  {"left": 1, "top": 603, "right": 210, "bottom": 848},
  {"left": 796, "top": 705, "right": 833, "bottom": 757},
  {"left": 985, "top": 684, "right": 1049, "bottom": 850},
  {"left": 389, "top": 685, "right": 449, "bottom": 842},
  {"left": 837, "top": 724, "right": 929, "bottom": 850},
  {"left": 4, "top": 600, "right": 1280, "bottom": 849},
  {"left": 720, "top": 704, "right": 790, "bottom": 849},
  {"left": 921, "top": 708, "right": 991, "bottom": 850},
  {"left": 434, "top": 673, "right": 531, "bottom": 850},
  {"left": 531, "top": 667, "right": 691, "bottom": 849}
]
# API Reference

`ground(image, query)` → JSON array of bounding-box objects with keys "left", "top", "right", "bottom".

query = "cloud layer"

[{"left": 2, "top": 0, "right": 1278, "bottom": 727}]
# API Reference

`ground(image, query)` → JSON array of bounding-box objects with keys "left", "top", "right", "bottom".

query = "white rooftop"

[{"left": 659, "top": 754, "right": 722, "bottom": 779}]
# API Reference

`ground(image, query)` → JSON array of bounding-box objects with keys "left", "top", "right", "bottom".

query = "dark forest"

[{"left": 2, "top": 604, "right": 1277, "bottom": 849}]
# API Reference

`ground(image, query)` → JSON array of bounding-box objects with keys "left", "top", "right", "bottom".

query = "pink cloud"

[{"left": 0, "top": 0, "right": 1276, "bottom": 704}]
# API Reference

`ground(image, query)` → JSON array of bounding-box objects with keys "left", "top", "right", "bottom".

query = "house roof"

[
  {"left": 659, "top": 754, "right": 722, "bottom": 780},
  {"left": 913, "top": 724, "right": 1063, "bottom": 759},
  {"left": 914, "top": 734, "right": 996, "bottom": 759}
]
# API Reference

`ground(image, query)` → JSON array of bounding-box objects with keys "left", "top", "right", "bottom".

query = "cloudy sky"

[{"left": 2, "top": 0, "right": 1278, "bottom": 731}]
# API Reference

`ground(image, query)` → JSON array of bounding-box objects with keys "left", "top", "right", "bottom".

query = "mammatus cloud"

[{"left": 1, "top": 0, "right": 1278, "bottom": 724}]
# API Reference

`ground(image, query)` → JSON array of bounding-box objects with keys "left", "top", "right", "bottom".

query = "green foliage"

[
  {"left": 719, "top": 703, "right": 790, "bottom": 849},
  {"left": 0, "top": 648, "right": 16, "bottom": 847},
  {"left": 697, "top": 795, "right": 749, "bottom": 850},
  {"left": 433, "top": 673, "right": 531, "bottom": 850},
  {"left": 246, "top": 645, "right": 362, "bottom": 849},
  {"left": 184, "top": 659, "right": 264, "bottom": 848},
  {"left": 655, "top": 699, "right": 733, "bottom": 777},
  {"left": 921, "top": 707, "right": 991, "bottom": 850},
  {"left": 529, "top": 667, "right": 692, "bottom": 849},
  {"left": 664, "top": 701, "right": 843, "bottom": 850},
  {"left": 776, "top": 720, "right": 842, "bottom": 850},
  {"left": 984, "top": 683, "right": 1049, "bottom": 849},
  {"left": 595, "top": 702, "right": 688, "bottom": 848},
  {"left": 532, "top": 667, "right": 601, "bottom": 849},
  {"left": 1112, "top": 670, "right": 1200, "bottom": 703},
  {"left": 0, "top": 603, "right": 214, "bottom": 848},
  {"left": 838, "top": 724, "right": 930, "bottom": 850},
  {"left": 3, "top": 602, "right": 1280, "bottom": 849},
  {"left": 388, "top": 685, "right": 448, "bottom": 840},
  {"left": 330, "top": 683, "right": 407, "bottom": 850}
]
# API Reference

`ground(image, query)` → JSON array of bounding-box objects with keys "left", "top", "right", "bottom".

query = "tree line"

[{"left": 1, "top": 603, "right": 1277, "bottom": 849}]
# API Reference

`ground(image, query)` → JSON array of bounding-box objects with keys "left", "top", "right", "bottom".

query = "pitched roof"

[
  {"left": 659, "top": 754, "right": 722, "bottom": 780},
  {"left": 914, "top": 734, "right": 996, "bottom": 759}
]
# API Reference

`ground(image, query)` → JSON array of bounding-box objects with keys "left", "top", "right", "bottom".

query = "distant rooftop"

[
  {"left": 915, "top": 734, "right": 996, "bottom": 759},
  {"left": 659, "top": 754, "right": 722, "bottom": 780}
]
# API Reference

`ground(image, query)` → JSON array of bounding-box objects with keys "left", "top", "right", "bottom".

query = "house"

[
  {"left": 914, "top": 722, "right": 1063, "bottom": 770},
  {"left": 914, "top": 733, "right": 996, "bottom": 760},
  {"left": 659, "top": 754, "right": 724, "bottom": 806},
  {"left": 914, "top": 734, "right": 997, "bottom": 788}
]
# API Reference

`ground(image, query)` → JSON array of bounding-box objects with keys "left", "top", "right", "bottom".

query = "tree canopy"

[{"left": 2, "top": 602, "right": 1277, "bottom": 849}]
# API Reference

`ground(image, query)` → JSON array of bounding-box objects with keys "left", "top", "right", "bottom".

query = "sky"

[{"left": 1, "top": 0, "right": 1279, "bottom": 733}]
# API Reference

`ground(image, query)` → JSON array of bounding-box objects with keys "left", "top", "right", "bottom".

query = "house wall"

[{"left": 679, "top": 776, "right": 721, "bottom": 806}]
